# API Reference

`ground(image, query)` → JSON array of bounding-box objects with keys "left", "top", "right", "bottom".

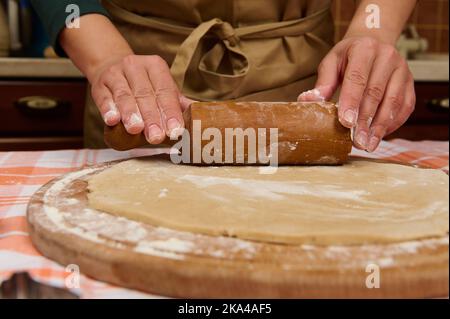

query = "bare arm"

[{"left": 345, "top": 0, "right": 417, "bottom": 45}]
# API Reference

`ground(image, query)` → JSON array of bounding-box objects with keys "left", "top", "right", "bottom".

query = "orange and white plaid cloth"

[{"left": 0, "top": 140, "right": 448, "bottom": 298}]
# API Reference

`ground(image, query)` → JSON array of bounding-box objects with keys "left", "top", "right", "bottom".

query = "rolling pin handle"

[{"left": 104, "top": 122, "right": 148, "bottom": 151}]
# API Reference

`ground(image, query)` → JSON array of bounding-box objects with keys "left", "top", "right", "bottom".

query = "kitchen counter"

[
  {"left": 0, "top": 58, "right": 83, "bottom": 78},
  {"left": 0, "top": 56, "right": 449, "bottom": 82},
  {"left": 408, "top": 58, "right": 449, "bottom": 82}
]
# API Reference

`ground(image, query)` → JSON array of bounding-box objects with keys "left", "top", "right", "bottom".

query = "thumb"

[{"left": 298, "top": 53, "right": 340, "bottom": 102}]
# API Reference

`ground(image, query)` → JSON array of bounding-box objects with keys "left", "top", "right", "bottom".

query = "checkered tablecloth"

[{"left": 0, "top": 140, "right": 448, "bottom": 298}]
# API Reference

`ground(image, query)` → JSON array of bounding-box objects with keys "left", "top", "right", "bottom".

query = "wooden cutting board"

[{"left": 27, "top": 159, "right": 449, "bottom": 298}]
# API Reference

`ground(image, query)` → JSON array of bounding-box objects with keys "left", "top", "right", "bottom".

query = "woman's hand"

[
  {"left": 58, "top": 15, "right": 193, "bottom": 144},
  {"left": 299, "top": 36, "right": 415, "bottom": 152},
  {"left": 90, "top": 54, "right": 194, "bottom": 144}
]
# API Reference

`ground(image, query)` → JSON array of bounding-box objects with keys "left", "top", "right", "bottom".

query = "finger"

[
  {"left": 91, "top": 83, "right": 120, "bottom": 126},
  {"left": 385, "top": 78, "right": 415, "bottom": 136},
  {"left": 338, "top": 39, "right": 377, "bottom": 128},
  {"left": 297, "top": 88, "right": 326, "bottom": 102},
  {"left": 103, "top": 66, "right": 144, "bottom": 134},
  {"left": 146, "top": 56, "right": 184, "bottom": 138},
  {"left": 123, "top": 60, "right": 165, "bottom": 144},
  {"left": 367, "top": 66, "right": 410, "bottom": 152},
  {"left": 354, "top": 50, "right": 399, "bottom": 149},
  {"left": 298, "top": 52, "right": 340, "bottom": 102},
  {"left": 179, "top": 95, "right": 196, "bottom": 112}
]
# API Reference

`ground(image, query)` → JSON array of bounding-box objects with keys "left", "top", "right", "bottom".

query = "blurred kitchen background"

[{"left": 0, "top": 0, "right": 448, "bottom": 151}]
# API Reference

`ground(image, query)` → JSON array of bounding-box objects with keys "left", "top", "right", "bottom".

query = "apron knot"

[
  {"left": 171, "top": 18, "right": 249, "bottom": 97},
  {"left": 212, "top": 20, "right": 240, "bottom": 47}
]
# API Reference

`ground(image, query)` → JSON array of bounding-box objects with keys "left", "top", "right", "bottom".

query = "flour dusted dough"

[{"left": 87, "top": 158, "right": 449, "bottom": 245}]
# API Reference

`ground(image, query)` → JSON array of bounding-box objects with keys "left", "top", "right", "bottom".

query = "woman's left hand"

[{"left": 298, "top": 36, "right": 415, "bottom": 152}]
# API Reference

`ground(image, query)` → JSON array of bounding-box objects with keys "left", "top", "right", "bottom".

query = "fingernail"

[
  {"left": 167, "top": 118, "right": 182, "bottom": 136},
  {"left": 355, "top": 131, "right": 368, "bottom": 148},
  {"left": 124, "top": 113, "right": 143, "bottom": 129},
  {"left": 146, "top": 124, "right": 164, "bottom": 143},
  {"left": 343, "top": 109, "right": 357, "bottom": 127},
  {"left": 108, "top": 101, "right": 118, "bottom": 112},
  {"left": 103, "top": 110, "right": 119, "bottom": 125},
  {"left": 367, "top": 136, "right": 380, "bottom": 153},
  {"left": 298, "top": 88, "right": 325, "bottom": 102}
]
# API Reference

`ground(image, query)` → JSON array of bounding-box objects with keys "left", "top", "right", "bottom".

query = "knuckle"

[
  {"left": 351, "top": 37, "right": 377, "bottom": 52},
  {"left": 133, "top": 86, "right": 153, "bottom": 98},
  {"left": 101, "top": 66, "right": 122, "bottom": 84},
  {"left": 382, "top": 45, "right": 398, "bottom": 59},
  {"left": 358, "top": 113, "right": 375, "bottom": 128},
  {"left": 122, "top": 54, "right": 139, "bottom": 66},
  {"left": 147, "top": 55, "right": 167, "bottom": 67},
  {"left": 346, "top": 69, "right": 368, "bottom": 87},
  {"left": 99, "top": 70, "right": 113, "bottom": 83},
  {"left": 387, "top": 95, "right": 404, "bottom": 110},
  {"left": 362, "top": 37, "right": 378, "bottom": 50},
  {"left": 365, "top": 85, "right": 384, "bottom": 103},
  {"left": 155, "top": 86, "right": 177, "bottom": 99},
  {"left": 114, "top": 87, "right": 132, "bottom": 100},
  {"left": 358, "top": 112, "right": 374, "bottom": 123},
  {"left": 105, "top": 64, "right": 120, "bottom": 76}
]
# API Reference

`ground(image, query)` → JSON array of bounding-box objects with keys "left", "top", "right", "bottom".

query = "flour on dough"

[{"left": 87, "top": 158, "right": 449, "bottom": 245}]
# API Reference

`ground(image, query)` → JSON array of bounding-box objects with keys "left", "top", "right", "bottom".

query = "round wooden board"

[{"left": 27, "top": 158, "right": 449, "bottom": 298}]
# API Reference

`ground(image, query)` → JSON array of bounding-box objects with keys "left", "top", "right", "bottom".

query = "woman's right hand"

[{"left": 90, "top": 54, "right": 193, "bottom": 144}]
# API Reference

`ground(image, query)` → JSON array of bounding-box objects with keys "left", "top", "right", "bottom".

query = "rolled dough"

[{"left": 87, "top": 158, "right": 449, "bottom": 245}]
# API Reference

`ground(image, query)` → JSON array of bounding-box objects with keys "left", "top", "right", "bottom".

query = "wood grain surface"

[
  {"left": 27, "top": 159, "right": 449, "bottom": 298},
  {"left": 104, "top": 102, "right": 352, "bottom": 165}
]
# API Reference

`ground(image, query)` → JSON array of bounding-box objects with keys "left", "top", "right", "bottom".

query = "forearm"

[
  {"left": 59, "top": 14, "right": 133, "bottom": 83},
  {"left": 344, "top": 0, "right": 417, "bottom": 45}
]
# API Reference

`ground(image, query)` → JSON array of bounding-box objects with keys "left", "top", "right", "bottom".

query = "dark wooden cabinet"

[
  {"left": 0, "top": 77, "right": 447, "bottom": 151},
  {"left": 386, "top": 81, "right": 449, "bottom": 141},
  {"left": 0, "top": 79, "right": 87, "bottom": 150}
]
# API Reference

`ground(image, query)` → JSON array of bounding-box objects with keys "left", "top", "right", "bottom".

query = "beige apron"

[{"left": 85, "top": 0, "right": 334, "bottom": 148}]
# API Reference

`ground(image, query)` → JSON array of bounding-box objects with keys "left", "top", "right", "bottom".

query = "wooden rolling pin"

[{"left": 104, "top": 101, "right": 352, "bottom": 165}]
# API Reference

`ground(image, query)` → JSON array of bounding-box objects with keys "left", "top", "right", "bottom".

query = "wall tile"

[{"left": 332, "top": 0, "right": 449, "bottom": 53}]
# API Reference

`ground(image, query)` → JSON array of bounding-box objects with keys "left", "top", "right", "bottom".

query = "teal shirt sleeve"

[{"left": 30, "top": 0, "right": 110, "bottom": 57}]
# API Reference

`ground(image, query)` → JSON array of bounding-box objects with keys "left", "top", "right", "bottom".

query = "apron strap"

[
  {"left": 103, "top": 0, "right": 330, "bottom": 38},
  {"left": 170, "top": 18, "right": 248, "bottom": 92},
  {"left": 102, "top": 0, "right": 331, "bottom": 96}
]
